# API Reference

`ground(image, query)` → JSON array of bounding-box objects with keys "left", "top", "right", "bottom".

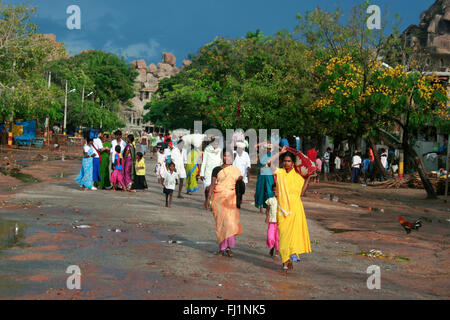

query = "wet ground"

[{"left": 0, "top": 151, "right": 449, "bottom": 300}]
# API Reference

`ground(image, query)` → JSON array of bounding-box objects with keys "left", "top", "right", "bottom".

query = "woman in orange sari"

[
  {"left": 272, "top": 147, "right": 313, "bottom": 272},
  {"left": 205, "top": 150, "right": 243, "bottom": 257}
]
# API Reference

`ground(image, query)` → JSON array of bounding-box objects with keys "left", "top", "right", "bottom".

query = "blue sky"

[{"left": 6, "top": 0, "right": 435, "bottom": 67}]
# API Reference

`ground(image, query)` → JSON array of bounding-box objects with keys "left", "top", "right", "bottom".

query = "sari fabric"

[
  {"left": 255, "top": 152, "right": 274, "bottom": 209},
  {"left": 123, "top": 144, "right": 136, "bottom": 189},
  {"left": 98, "top": 141, "right": 112, "bottom": 189},
  {"left": 276, "top": 168, "right": 312, "bottom": 264},
  {"left": 186, "top": 148, "right": 200, "bottom": 193},
  {"left": 75, "top": 147, "right": 94, "bottom": 189},
  {"left": 211, "top": 165, "right": 242, "bottom": 245}
]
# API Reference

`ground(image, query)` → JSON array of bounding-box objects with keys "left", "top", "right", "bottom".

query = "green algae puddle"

[{"left": 1, "top": 168, "right": 41, "bottom": 184}]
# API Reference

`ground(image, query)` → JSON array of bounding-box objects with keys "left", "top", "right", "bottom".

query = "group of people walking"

[
  {"left": 75, "top": 130, "right": 148, "bottom": 193},
  {"left": 75, "top": 130, "right": 313, "bottom": 273}
]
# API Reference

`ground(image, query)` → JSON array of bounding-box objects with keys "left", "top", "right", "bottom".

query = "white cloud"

[{"left": 103, "top": 39, "right": 164, "bottom": 61}]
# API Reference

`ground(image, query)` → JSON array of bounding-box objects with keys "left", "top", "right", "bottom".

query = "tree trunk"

[
  {"left": 402, "top": 129, "right": 437, "bottom": 199},
  {"left": 369, "top": 137, "right": 386, "bottom": 181},
  {"left": 405, "top": 147, "right": 437, "bottom": 199},
  {"left": 378, "top": 126, "right": 437, "bottom": 199}
]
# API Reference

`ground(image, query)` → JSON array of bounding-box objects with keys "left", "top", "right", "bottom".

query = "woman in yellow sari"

[
  {"left": 273, "top": 148, "right": 313, "bottom": 272},
  {"left": 186, "top": 146, "right": 201, "bottom": 194},
  {"left": 205, "top": 150, "right": 243, "bottom": 257}
]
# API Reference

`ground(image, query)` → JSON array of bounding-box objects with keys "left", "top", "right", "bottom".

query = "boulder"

[
  {"left": 147, "top": 63, "right": 158, "bottom": 74},
  {"left": 182, "top": 59, "right": 193, "bottom": 68},
  {"left": 136, "top": 59, "right": 147, "bottom": 69},
  {"left": 162, "top": 52, "right": 176, "bottom": 67},
  {"left": 155, "top": 63, "right": 174, "bottom": 78},
  {"left": 130, "top": 97, "right": 145, "bottom": 115},
  {"left": 427, "top": 15, "right": 442, "bottom": 33},
  {"left": 146, "top": 73, "right": 159, "bottom": 86},
  {"left": 432, "top": 34, "right": 450, "bottom": 54},
  {"left": 136, "top": 68, "right": 147, "bottom": 82},
  {"left": 445, "top": 5, "right": 450, "bottom": 20}
]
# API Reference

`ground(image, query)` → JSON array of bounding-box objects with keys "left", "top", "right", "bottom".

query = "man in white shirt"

[
  {"left": 171, "top": 139, "right": 188, "bottom": 198},
  {"left": 233, "top": 141, "right": 251, "bottom": 184},
  {"left": 200, "top": 138, "right": 223, "bottom": 205},
  {"left": 334, "top": 154, "right": 343, "bottom": 182},
  {"left": 111, "top": 130, "right": 127, "bottom": 171},
  {"left": 351, "top": 152, "right": 362, "bottom": 183}
]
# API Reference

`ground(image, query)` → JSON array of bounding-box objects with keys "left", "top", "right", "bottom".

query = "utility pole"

[
  {"left": 45, "top": 72, "right": 51, "bottom": 145},
  {"left": 64, "top": 80, "right": 68, "bottom": 135},
  {"left": 81, "top": 84, "right": 85, "bottom": 107}
]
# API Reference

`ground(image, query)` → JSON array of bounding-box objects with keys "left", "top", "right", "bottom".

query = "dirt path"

[{"left": 0, "top": 155, "right": 448, "bottom": 299}]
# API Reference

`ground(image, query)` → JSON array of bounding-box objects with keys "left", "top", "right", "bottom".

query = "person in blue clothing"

[
  {"left": 361, "top": 154, "right": 371, "bottom": 185},
  {"left": 280, "top": 137, "right": 290, "bottom": 148},
  {"left": 295, "top": 136, "right": 301, "bottom": 151},
  {"left": 255, "top": 142, "right": 275, "bottom": 215}
]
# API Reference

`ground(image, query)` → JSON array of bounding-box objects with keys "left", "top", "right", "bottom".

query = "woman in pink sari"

[
  {"left": 123, "top": 134, "right": 137, "bottom": 192},
  {"left": 205, "top": 151, "right": 243, "bottom": 257}
]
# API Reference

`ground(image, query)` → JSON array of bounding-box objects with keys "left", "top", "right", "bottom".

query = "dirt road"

[{"left": 0, "top": 154, "right": 449, "bottom": 299}]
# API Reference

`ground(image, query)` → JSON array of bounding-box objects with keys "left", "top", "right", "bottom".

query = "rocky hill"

[
  {"left": 121, "top": 53, "right": 192, "bottom": 130},
  {"left": 403, "top": 0, "right": 450, "bottom": 71}
]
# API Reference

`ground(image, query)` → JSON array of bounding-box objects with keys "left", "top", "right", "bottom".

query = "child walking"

[
  {"left": 134, "top": 152, "right": 148, "bottom": 191},
  {"left": 314, "top": 157, "right": 322, "bottom": 183},
  {"left": 161, "top": 162, "right": 179, "bottom": 208},
  {"left": 110, "top": 145, "right": 126, "bottom": 192},
  {"left": 156, "top": 147, "right": 167, "bottom": 184},
  {"left": 265, "top": 184, "right": 279, "bottom": 257}
]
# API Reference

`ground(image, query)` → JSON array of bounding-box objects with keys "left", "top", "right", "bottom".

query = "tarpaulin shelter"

[
  {"left": 14, "top": 120, "right": 37, "bottom": 146},
  {"left": 82, "top": 128, "right": 99, "bottom": 141}
]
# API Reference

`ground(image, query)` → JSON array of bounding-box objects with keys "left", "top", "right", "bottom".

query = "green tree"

[
  {"left": 299, "top": 2, "right": 448, "bottom": 199},
  {"left": 0, "top": 2, "right": 66, "bottom": 122},
  {"left": 47, "top": 50, "right": 134, "bottom": 131},
  {"left": 145, "top": 31, "right": 317, "bottom": 137}
]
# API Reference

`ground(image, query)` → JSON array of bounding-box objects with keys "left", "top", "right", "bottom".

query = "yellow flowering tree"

[
  {"left": 312, "top": 52, "right": 448, "bottom": 198},
  {"left": 298, "top": 1, "right": 448, "bottom": 199}
]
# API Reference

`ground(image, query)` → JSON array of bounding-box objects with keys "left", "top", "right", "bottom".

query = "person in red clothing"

[
  {"left": 307, "top": 147, "right": 318, "bottom": 162},
  {"left": 164, "top": 134, "right": 173, "bottom": 148},
  {"left": 368, "top": 147, "right": 375, "bottom": 182}
]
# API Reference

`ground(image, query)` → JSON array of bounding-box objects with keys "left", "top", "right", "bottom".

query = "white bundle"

[
  {"left": 236, "top": 140, "right": 248, "bottom": 149},
  {"left": 182, "top": 134, "right": 206, "bottom": 148}
]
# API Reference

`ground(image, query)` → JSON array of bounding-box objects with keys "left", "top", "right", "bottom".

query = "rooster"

[{"left": 398, "top": 216, "right": 422, "bottom": 234}]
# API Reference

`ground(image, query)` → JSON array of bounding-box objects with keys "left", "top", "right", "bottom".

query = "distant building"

[
  {"left": 121, "top": 53, "right": 192, "bottom": 134},
  {"left": 402, "top": 0, "right": 450, "bottom": 71}
]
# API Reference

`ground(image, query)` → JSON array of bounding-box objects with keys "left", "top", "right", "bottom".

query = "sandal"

[{"left": 225, "top": 248, "right": 234, "bottom": 257}]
